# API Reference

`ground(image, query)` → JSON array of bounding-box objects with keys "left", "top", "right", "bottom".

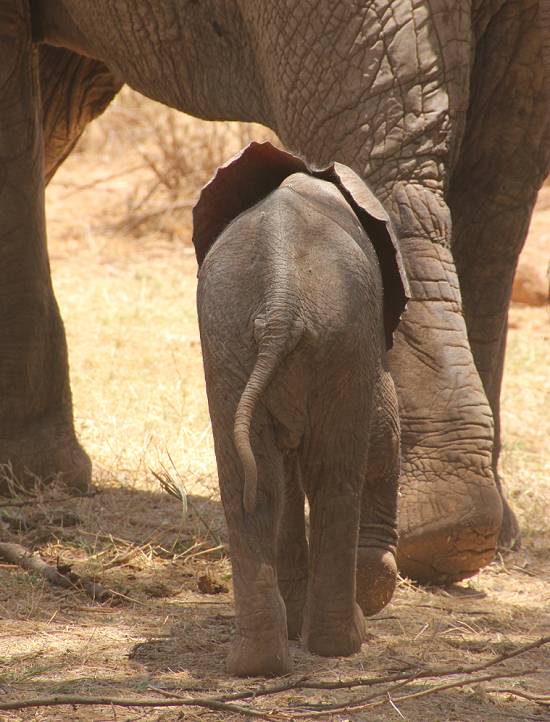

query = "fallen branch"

[
  {"left": 0, "top": 693, "right": 273, "bottom": 718},
  {"left": 291, "top": 668, "right": 540, "bottom": 717},
  {"left": 0, "top": 541, "right": 113, "bottom": 603}
]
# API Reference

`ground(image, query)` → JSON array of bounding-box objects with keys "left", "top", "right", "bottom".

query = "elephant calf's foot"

[
  {"left": 226, "top": 632, "right": 293, "bottom": 677},
  {"left": 356, "top": 547, "right": 397, "bottom": 616},
  {"left": 304, "top": 602, "right": 365, "bottom": 658},
  {"left": 0, "top": 421, "right": 91, "bottom": 494}
]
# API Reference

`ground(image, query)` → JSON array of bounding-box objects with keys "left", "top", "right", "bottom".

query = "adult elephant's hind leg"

[
  {"left": 357, "top": 365, "right": 399, "bottom": 617},
  {"left": 449, "top": 0, "right": 550, "bottom": 549},
  {"left": 0, "top": 2, "right": 90, "bottom": 491}
]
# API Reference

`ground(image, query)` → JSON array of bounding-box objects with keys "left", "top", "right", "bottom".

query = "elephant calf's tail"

[{"left": 234, "top": 314, "right": 303, "bottom": 513}]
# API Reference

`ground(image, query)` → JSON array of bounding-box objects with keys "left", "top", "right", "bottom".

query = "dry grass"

[{"left": 0, "top": 91, "right": 548, "bottom": 721}]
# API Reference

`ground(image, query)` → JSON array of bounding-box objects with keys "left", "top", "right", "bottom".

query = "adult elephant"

[{"left": 2, "top": 0, "right": 548, "bottom": 584}]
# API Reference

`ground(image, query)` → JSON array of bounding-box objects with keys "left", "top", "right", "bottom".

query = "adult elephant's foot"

[
  {"left": 303, "top": 602, "right": 365, "bottom": 658},
  {"left": 0, "top": 419, "right": 91, "bottom": 493},
  {"left": 396, "top": 478, "right": 502, "bottom": 585},
  {"left": 356, "top": 548, "right": 397, "bottom": 616},
  {"left": 386, "top": 232, "right": 505, "bottom": 586},
  {"left": 226, "top": 632, "right": 293, "bottom": 677}
]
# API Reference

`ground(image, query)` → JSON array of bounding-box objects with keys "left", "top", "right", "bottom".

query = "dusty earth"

[{"left": 0, "top": 93, "right": 549, "bottom": 722}]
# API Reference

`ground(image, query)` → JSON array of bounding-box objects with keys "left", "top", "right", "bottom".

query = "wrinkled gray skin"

[
  {"left": 198, "top": 173, "right": 400, "bottom": 676},
  {"left": 2, "top": 1, "right": 549, "bottom": 584}
]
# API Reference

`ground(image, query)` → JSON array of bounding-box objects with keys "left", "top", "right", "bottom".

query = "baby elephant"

[{"left": 194, "top": 143, "right": 408, "bottom": 677}]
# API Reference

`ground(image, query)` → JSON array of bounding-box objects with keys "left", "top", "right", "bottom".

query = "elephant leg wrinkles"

[{"left": 450, "top": 0, "right": 550, "bottom": 550}]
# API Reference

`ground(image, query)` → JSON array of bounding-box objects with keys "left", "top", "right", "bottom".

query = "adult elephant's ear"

[
  {"left": 192, "top": 141, "right": 308, "bottom": 266},
  {"left": 315, "top": 163, "right": 410, "bottom": 350}
]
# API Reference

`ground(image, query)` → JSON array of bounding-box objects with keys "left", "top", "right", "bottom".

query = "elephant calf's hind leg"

[
  {"left": 301, "top": 419, "right": 367, "bottom": 657},
  {"left": 211, "top": 403, "right": 293, "bottom": 676},
  {"left": 357, "top": 368, "right": 399, "bottom": 616},
  {"left": 277, "top": 454, "right": 308, "bottom": 640}
]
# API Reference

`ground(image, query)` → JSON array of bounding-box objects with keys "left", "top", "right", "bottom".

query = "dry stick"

[
  {"left": 149, "top": 675, "right": 309, "bottom": 704},
  {"left": 300, "top": 633, "right": 550, "bottom": 690},
  {"left": 0, "top": 669, "right": 538, "bottom": 719},
  {"left": 0, "top": 694, "right": 273, "bottom": 719},
  {"left": 291, "top": 669, "right": 540, "bottom": 717},
  {"left": 0, "top": 542, "right": 113, "bottom": 603}
]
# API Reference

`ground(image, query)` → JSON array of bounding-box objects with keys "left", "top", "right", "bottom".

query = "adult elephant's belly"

[{"left": 389, "top": 239, "right": 503, "bottom": 584}]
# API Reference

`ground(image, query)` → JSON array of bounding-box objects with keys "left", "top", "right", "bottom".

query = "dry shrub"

[{"left": 75, "top": 88, "right": 279, "bottom": 240}]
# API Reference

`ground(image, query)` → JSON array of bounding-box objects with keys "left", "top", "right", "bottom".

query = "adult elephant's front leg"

[
  {"left": 242, "top": 1, "right": 503, "bottom": 583},
  {"left": 0, "top": 2, "right": 91, "bottom": 491},
  {"left": 449, "top": 0, "right": 550, "bottom": 549}
]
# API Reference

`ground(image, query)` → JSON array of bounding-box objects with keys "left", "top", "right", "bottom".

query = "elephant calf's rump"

[{"left": 195, "top": 151, "right": 404, "bottom": 677}]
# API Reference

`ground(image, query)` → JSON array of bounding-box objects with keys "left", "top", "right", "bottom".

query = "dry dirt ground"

[{"left": 0, "top": 93, "right": 549, "bottom": 722}]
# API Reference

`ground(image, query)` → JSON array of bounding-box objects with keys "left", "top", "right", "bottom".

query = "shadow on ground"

[{"left": 1, "top": 481, "right": 549, "bottom": 721}]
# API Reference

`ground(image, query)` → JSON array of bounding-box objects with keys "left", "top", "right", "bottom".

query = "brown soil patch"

[{"left": 0, "top": 93, "right": 548, "bottom": 721}]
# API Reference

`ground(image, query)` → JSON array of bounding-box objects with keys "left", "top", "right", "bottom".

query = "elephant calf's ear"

[
  {"left": 191, "top": 141, "right": 307, "bottom": 267},
  {"left": 192, "top": 142, "right": 409, "bottom": 349},
  {"left": 317, "top": 164, "right": 410, "bottom": 349}
]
